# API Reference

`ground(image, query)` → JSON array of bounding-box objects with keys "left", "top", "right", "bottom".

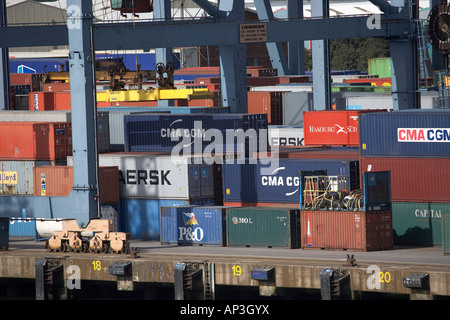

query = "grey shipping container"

[
  {"left": 226, "top": 207, "right": 300, "bottom": 248},
  {"left": 0, "top": 160, "right": 52, "bottom": 195},
  {"left": 68, "top": 153, "right": 215, "bottom": 200}
]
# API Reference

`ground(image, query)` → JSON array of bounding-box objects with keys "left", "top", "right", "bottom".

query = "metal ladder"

[
  {"left": 203, "top": 261, "right": 215, "bottom": 300},
  {"left": 415, "top": 19, "right": 433, "bottom": 90}
]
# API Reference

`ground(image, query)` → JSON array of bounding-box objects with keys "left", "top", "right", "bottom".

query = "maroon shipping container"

[
  {"left": 247, "top": 91, "right": 283, "bottom": 125},
  {"left": 253, "top": 148, "right": 360, "bottom": 160},
  {"left": 300, "top": 210, "right": 393, "bottom": 251},
  {"left": 360, "top": 157, "right": 450, "bottom": 203},
  {"left": 0, "top": 122, "right": 72, "bottom": 161},
  {"left": 223, "top": 201, "right": 298, "bottom": 208}
]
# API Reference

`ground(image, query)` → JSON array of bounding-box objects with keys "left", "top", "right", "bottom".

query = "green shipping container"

[
  {"left": 442, "top": 214, "right": 450, "bottom": 255},
  {"left": 392, "top": 202, "right": 450, "bottom": 246},
  {"left": 226, "top": 207, "right": 300, "bottom": 248},
  {"left": 368, "top": 57, "right": 391, "bottom": 78}
]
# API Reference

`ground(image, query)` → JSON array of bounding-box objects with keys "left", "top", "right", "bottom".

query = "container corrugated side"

[
  {"left": 360, "top": 157, "right": 450, "bottom": 203},
  {"left": 119, "top": 198, "right": 215, "bottom": 240},
  {"left": 79, "top": 153, "right": 215, "bottom": 200},
  {"left": 160, "top": 206, "right": 230, "bottom": 246},
  {"left": 247, "top": 91, "right": 283, "bottom": 125},
  {"left": 392, "top": 202, "right": 450, "bottom": 246},
  {"left": 0, "top": 160, "right": 51, "bottom": 195},
  {"left": 300, "top": 210, "right": 393, "bottom": 251},
  {"left": 9, "top": 218, "right": 36, "bottom": 237},
  {"left": 268, "top": 126, "right": 304, "bottom": 147},
  {"left": 0, "top": 122, "right": 72, "bottom": 161},
  {"left": 226, "top": 207, "right": 300, "bottom": 248},
  {"left": 443, "top": 213, "right": 450, "bottom": 255},
  {"left": 359, "top": 111, "right": 450, "bottom": 157},
  {"left": 222, "top": 158, "right": 359, "bottom": 204}
]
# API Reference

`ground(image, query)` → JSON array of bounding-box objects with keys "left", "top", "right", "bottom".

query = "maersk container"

[
  {"left": 86, "top": 153, "right": 215, "bottom": 200},
  {"left": 392, "top": 202, "right": 450, "bottom": 246},
  {"left": 119, "top": 198, "right": 215, "bottom": 240},
  {"left": 226, "top": 207, "right": 300, "bottom": 248},
  {"left": 160, "top": 206, "right": 231, "bottom": 246},
  {"left": 268, "top": 126, "right": 304, "bottom": 147},
  {"left": 359, "top": 111, "right": 450, "bottom": 157},
  {"left": 123, "top": 113, "right": 268, "bottom": 154},
  {"left": 222, "top": 158, "right": 359, "bottom": 204},
  {"left": 300, "top": 210, "right": 393, "bottom": 251},
  {"left": 0, "top": 160, "right": 52, "bottom": 195}
]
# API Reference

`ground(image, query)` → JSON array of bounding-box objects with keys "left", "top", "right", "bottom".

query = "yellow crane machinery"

[{"left": 43, "top": 59, "right": 214, "bottom": 102}]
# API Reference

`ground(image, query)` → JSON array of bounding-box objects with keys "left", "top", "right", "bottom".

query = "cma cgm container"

[
  {"left": 359, "top": 111, "right": 450, "bottom": 157},
  {"left": 160, "top": 206, "right": 231, "bottom": 246},
  {"left": 222, "top": 158, "right": 359, "bottom": 204},
  {"left": 303, "top": 110, "right": 382, "bottom": 146},
  {"left": 0, "top": 160, "right": 52, "bottom": 195},
  {"left": 119, "top": 198, "right": 215, "bottom": 240},
  {"left": 392, "top": 202, "right": 450, "bottom": 246},
  {"left": 300, "top": 210, "right": 393, "bottom": 251},
  {"left": 90, "top": 153, "right": 215, "bottom": 200},
  {"left": 0, "top": 122, "right": 72, "bottom": 161},
  {"left": 360, "top": 157, "right": 450, "bottom": 203},
  {"left": 33, "top": 166, "right": 120, "bottom": 204},
  {"left": 226, "top": 207, "right": 300, "bottom": 248},
  {"left": 123, "top": 113, "right": 268, "bottom": 154}
]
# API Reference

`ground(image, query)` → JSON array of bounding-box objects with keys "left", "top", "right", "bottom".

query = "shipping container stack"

[{"left": 358, "top": 111, "right": 450, "bottom": 249}]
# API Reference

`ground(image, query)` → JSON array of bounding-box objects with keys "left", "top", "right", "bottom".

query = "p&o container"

[
  {"left": 359, "top": 111, "right": 450, "bottom": 157},
  {"left": 160, "top": 206, "right": 231, "bottom": 246},
  {"left": 226, "top": 207, "right": 300, "bottom": 248},
  {"left": 222, "top": 158, "right": 360, "bottom": 205},
  {"left": 0, "top": 122, "right": 72, "bottom": 161}
]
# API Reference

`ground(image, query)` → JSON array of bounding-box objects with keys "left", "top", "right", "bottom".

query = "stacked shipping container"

[{"left": 359, "top": 111, "right": 450, "bottom": 246}]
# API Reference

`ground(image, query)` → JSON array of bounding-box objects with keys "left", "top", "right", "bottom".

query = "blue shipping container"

[
  {"left": 124, "top": 113, "right": 268, "bottom": 153},
  {"left": 160, "top": 206, "right": 231, "bottom": 246},
  {"left": 119, "top": 198, "right": 215, "bottom": 240},
  {"left": 359, "top": 111, "right": 450, "bottom": 157},
  {"left": 223, "top": 158, "right": 359, "bottom": 204},
  {"left": 9, "top": 218, "right": 36, "bottom": 237}
]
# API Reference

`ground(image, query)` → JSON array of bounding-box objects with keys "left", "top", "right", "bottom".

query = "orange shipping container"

[
  {"left": 300, "top": 210, "right": 393, "bottom": 251},
  {"left": 247, "top": 91, "right": 282, "bottom": 125},
  {"left": 53, "top": 92, "right": 71, "bottom": 110},
  {"left": 0, "top": 122, "right": 72, "bottom": 161},
  {"left": 43, "top": 82, "right": 71, "bottom": 92},
  {"left": 33, "top": 166, "right": 119, "bottom": 204},
  {"left": 28, "top": 92, "right": 55, "bottom": 111}
]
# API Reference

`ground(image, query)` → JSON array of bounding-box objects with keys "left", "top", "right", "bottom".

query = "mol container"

[
  {"left": 303, "top": 110, "right": 382, "bottom": 147},
  {"left": 226, "top": 207, "right": 300, "bottom": 248},
  {"left": 160, "top": 206, "right": 231, "bottom": 246},
  {"left": 392, "top": 202, "right": 450, "bottom": 246},
  {"left": 360, "top": 157, "right": 450, "bottom": 203},
  {"left": 83, "top": 153, "right": 215, "bottom": 200},
  {"left": 0, "top": 122, "right": 72, "bottom": 161},
  {"left": 222, "top": 158, "right": 360, "bottom": 204},
  {"left": 123, "top": 113, "right": 268, "bottom": 154},
  {"left": 33, "top": 166, "right": 120, "bottom": 204},
  {"left": 359, "top": 111, "right": 450, "bottom": 157},
  {"left": 119, "top": 198, "right": 215, "bottom": 240}
]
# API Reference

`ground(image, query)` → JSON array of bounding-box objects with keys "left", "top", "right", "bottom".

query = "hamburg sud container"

[
  {"left": 222, "top": 158, "right": 359, "bottom": 205},
  {"left": 303, "top": 110, "right": 382, "bottom": 147},
  {"left": 300, "top": 171, "right": 393, "bottom": 251},
  {"left": 160, "top": 206, "right": 231, "bottom": 246},
  {"left": 359, "top": 110, "right": 450, "bottom": 157},
  {"left": 123, "top": 113, "right": 268, "bottom": 154},
  {"left": 0, "top": 122, "right": 72, "bottom": 161},
  {"left": 226, "top": 207, "right": 300, "bottom": 248}
]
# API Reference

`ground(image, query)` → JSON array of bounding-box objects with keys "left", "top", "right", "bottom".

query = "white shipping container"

[
  {"left": 68, "top": 153, "right": 215, "bottom": 200},
  {"left": 268, "top": 126, "right": 304, "bottom": 146}
]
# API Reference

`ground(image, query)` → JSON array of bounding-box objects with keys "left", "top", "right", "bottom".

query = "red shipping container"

[
  {"left": 43, "top": 82, "right": 71, "bottom": 92},
  {"left": 303, "top": 110, "right": 383, "bottom": 146},
  {"left": 360, "top": 157, "right": 450, "bottom": 203},
  {"left": 247, "top": 91, "right": 283, "bottom": 125},
  {"left": 53, "top": 92, "right": 71, "bottom": 110},
  {"left": 33, "top": 166, "right": 119, "bottom": 204},
  {"left": 223, "top": 201, "right": 298, "bottom": 208},
  {"left": 0, "top": 122, "right": 72, "bottom": 161},
  {"left": 10, "top": 73, "right": 43, "bottom": 91},
  {"left": 300, "top": 210, "right": 393, "bottom": 251},
  {"left": 254, "top": 148, "right": 360, "bottom": 160},
  {"left": 28, "top": 92, "right": 55, "bottom": 110}
]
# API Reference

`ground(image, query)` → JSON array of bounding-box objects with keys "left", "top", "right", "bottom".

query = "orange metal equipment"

[{"left": 46, "top": 219, "right": 131, "bottom": 254}]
